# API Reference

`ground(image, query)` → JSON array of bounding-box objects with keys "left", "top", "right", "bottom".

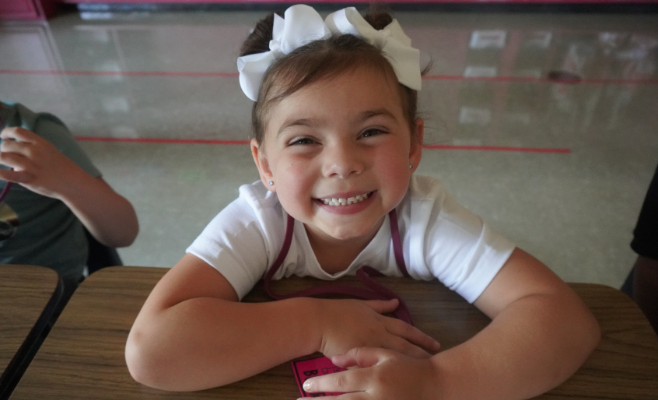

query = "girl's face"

[{"left": 251, "top": 66, "right": 423, "bottom": 248}]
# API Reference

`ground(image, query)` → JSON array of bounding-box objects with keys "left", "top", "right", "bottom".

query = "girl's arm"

[
  {"left": 431, "top": 248, "right": 600, "bottom": 400},
  {"left": 125, "top": 254, "right": 441, "bottom": 391},
  {"left": 302, "top": 248, "right": 601, "bottom": 400},
  {"left": 0, "top": 127, "right": 138, "bottom": 248}
]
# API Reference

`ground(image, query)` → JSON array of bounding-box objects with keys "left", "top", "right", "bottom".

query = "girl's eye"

[
  {"left": 288, "top": 137, "right": 316, "bottom": 146},
  {"left": 361, "top": 128, "right": 386, "bottom": 138}
]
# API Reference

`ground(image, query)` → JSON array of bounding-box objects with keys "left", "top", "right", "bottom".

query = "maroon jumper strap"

[
  {"left": 263, "top": 209, "right": 414, "bottom": 326},
  {"left": 389, "top": 208, "right": 410, "bottom": 278}
]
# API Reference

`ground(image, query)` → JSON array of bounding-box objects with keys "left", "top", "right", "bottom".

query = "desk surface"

[
  {"left": 10, "top": 266, "right": 658, "bottom": 400},
  {"left": 0, "top": 265, "right": 60, "bottom": 393}
]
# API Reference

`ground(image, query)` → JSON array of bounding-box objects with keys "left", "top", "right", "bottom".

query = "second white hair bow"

[
  {"left": 237, "top": 4, "right": 421, "bottom": 101},
  {"left": 324, "top": 7, "right": 421, "bottom": 91}
]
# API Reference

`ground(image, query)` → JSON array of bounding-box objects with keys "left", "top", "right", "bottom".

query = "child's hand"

[
  {"left": 317, "top": 298, "right": 440, "bottom": 359},
  {"left": 0, "top": 127, "right": 84, "bottom": 199},
  {"left": 300, "top": 347, "right": 440, "bottom": 400}
]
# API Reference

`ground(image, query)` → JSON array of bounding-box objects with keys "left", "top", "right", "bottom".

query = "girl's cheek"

[{"left": 285, "top": 157, "right": 312, "bottom": 176}]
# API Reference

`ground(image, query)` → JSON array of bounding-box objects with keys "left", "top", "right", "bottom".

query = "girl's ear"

[
  {"left": 409, "top": 118, "right": 424, "bottom": 171},
  {"left": 250, "top": 138, "right": 276, "bottom": 192}
]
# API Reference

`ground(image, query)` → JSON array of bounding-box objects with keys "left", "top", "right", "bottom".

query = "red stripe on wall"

[
  {"left": 422, "top": 144, "right": 571, "bottom": 153},
  {"left": 0, "top": 69, "right": 239, "bottom": 77},
  {"left": 75, "top": 137, "right": 249, "bottom": 145}
]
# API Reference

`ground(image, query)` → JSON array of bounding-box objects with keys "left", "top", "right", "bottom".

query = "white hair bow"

[
  {"left": 324, "top": 7, "right": 421, "bottom": 91},
  {"left": 237, "top": 5, "right": 330, "bottom": 101},
  {"left": 237, "top": 4, "right": 421, "bottom": 101}
]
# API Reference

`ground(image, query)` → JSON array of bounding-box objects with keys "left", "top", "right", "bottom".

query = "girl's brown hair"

[{"left": 240, "top": 5, "right": 420, "bottom": 144}]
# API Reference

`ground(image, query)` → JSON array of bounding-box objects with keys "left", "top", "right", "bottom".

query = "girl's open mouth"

[
  {"left": 318, "top": 191, "right": 374, "bottom": 207},
  {"left": 313, "top": 191, "right": 377, "bottom": 215}
]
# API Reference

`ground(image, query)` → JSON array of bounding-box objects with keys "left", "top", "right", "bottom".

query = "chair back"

[{"left": 84, "top": 228, "right": 123, "bottom": 275}]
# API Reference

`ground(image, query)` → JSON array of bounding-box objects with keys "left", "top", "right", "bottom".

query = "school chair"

[{"left": 84, "top": 228, "right": 123, "bottom": 276}]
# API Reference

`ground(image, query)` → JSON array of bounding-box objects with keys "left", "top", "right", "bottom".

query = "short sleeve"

[
  {"left": 186, "top": 185, "right": 278, "bottom": 300},
  {"left": 405, "top": 176, "right": 516, "bottom": 303}
]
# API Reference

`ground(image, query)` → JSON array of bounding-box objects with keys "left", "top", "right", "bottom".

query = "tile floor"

[{"left": 1, "top": 6, "right": 657, "bottom": 288}]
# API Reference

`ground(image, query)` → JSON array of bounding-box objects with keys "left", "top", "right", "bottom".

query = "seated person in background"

[
  {"left": 631, "top": 163, "right": 658, "bottom": 333},
  {"left": 0, "top": 101, "right": 139, "bottom": 283}
]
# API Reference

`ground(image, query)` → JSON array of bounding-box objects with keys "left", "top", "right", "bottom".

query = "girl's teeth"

[{"left": 322, "top": 192, "right": 370, "bottom": 206}]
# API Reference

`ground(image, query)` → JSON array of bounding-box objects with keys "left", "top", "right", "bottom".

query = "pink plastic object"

[{"left": 292, "top": 356, "right": 347, "bottom": 397}]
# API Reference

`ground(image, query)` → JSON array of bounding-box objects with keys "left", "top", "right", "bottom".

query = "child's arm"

[
  {"left": 0, "top": 127, "right": 138, "bottom": 248},
  {"left": 302, "top": 248, "right": 601, "bottom": 400},
  {"left": 125, "top": 254, "right": 441, "bottom": 391}
]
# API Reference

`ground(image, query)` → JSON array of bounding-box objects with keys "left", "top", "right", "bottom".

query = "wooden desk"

[
  {"left": 0, "top": 265, "right": 62, "bottom": 399},
  {"left": 10, "top": 266, "right": 658, "bottom": 399}
]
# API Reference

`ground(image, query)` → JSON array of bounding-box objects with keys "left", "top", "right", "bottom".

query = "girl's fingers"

[
  {"left": 362, "top": 299, "right": 440, "bottom": 357},
  {"left": 384, "top": 336, "right": 431, "bottom": 359},
  {"left": 385, "top": 318, "right": 441, "bottom": 354},
  {"left": 362, "top": 298, "right": 399, "bottom": 314},
  {"left": 302, "top": 363, "right": 371, "bottom": 395},
  {"left": 298, "top": 395, "right": 366, "bottom": 400},
  {"left": 332, "top": 347, "right": 387, "bottom": 369}
]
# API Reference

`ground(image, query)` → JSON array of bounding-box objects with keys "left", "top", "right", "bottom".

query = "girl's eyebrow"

[
  {"left": 359, "top": 108, "right": 396, "bottom": 122},
  {"left": 277, "top": 118, "right": 317, "bottom": 137}
]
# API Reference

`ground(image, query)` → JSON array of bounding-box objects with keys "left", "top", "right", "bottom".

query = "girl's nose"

[{"left": 322, "top": 142, "right": 365, "bottom": 178}]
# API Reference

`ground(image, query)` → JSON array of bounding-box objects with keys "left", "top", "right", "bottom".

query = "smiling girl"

[{"left": 126, "top": 5, "right": 600, "bottom": 399}]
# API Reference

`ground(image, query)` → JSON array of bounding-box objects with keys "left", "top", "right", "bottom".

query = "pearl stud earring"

[{"left": 268, "top": 181, "right": 274, "bottom": 186}]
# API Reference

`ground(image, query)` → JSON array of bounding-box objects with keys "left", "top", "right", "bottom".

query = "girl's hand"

[
  {"left": 0, "top": 127, "right": 84, "bottom": 199},
  {"left": 300, "top": 347, "right": 440, "bottom": 400},
  {"left": 317, "top": 298, "right": 441, "bottom": 359}
]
